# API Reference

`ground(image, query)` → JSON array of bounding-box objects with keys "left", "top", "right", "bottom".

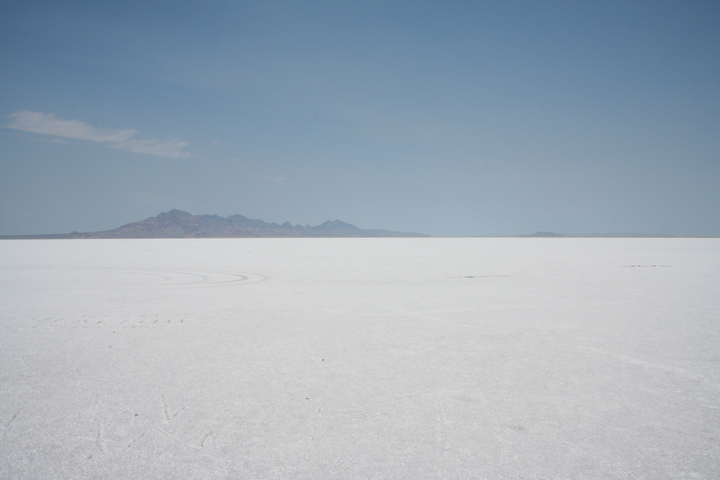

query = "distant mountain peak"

[
  {"left": 315, "top": 219, "right": 359, "bottom": 230},
  {"left": 160, "top": 209, "right": 192, "bottom": 218}
]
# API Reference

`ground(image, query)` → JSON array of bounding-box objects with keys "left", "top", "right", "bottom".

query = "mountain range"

[{"left": 1, "top": 210, "right": 428, "bottom": 239}]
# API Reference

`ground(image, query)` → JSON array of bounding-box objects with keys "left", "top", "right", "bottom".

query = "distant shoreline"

[{"left": 3, "top": 235, "right": 717, "bottom": 240}]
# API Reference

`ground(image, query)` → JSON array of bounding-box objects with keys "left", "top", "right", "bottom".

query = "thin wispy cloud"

[
  {"left": 5, "top": 110, "right": 192, "bottom": 158},
  {"left": 263, "top": 175, "right": 287, "bottom": 183}
]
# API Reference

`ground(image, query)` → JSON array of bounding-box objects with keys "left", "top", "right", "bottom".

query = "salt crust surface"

[{"left": 1, "top": 238, "right": 718, "bottom": 479}]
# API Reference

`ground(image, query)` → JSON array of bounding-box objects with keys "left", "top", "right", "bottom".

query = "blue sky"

[{"left": 1, "top": 0, "right": 718, "bottom": 236}]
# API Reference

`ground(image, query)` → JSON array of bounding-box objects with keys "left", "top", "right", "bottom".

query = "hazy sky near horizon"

[{"left": 1, "top": 1, "right": 718, "bottom": 236}]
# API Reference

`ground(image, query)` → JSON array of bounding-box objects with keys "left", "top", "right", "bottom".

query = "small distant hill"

[
  {"left": 2, "top": 210, "right": 428, "bottom": 239},
  {"left": 520, "top": 231, "right": 676, "bottom": 237},
  {"left": 523, "top": 231, "right": 564, "bottom": 237}
]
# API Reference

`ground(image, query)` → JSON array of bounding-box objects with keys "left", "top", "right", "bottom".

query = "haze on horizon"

[{"left": 1, "top": 1, "right": 719, "bottom": 237}]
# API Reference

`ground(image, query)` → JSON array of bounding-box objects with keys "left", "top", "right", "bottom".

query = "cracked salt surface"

[{"left": 1, "top": 238, "right": 718, "bottom": 479}]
